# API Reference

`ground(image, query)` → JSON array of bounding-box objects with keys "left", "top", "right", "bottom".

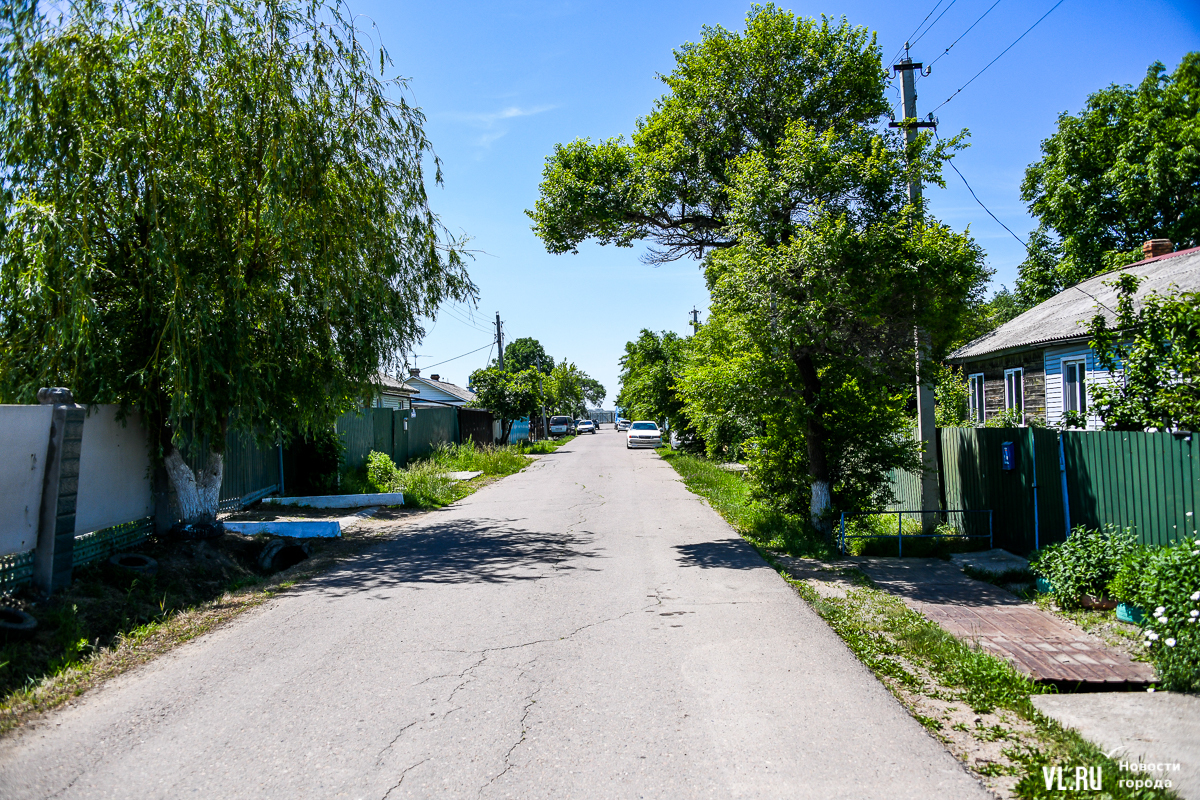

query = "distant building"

[
  {"left": 947, "top": 240, "right": 1200, "bottom": 430},
  {"left": 402, "top": 368, "right": 476, "bottom": 408},
  {"left": 373, "top": 374, "right": 418, "bottom": 410}
]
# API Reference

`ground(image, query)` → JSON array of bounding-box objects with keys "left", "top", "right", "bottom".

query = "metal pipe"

[
  {"left": 1030, "top": 429, "right": 1039, "bottom": 552},
  {"left": 1059, "top": 433, "right": 1071, "bottom": 538}
]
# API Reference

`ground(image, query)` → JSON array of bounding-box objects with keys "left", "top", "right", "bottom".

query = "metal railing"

[{"left": 839, "top": 509, "right": 993, "bottom": 556}]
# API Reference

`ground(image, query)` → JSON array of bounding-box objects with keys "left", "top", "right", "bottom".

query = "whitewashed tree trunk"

[
  {"left": 810, "top": 479, "right": 832, "bottom": 535},
  {"left": 164, "top": 446, "right": 224, "bottom": 523}
]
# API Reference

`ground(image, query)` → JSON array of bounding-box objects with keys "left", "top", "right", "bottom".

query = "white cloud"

[{"left": 444, "top": 104, "right": 557, "bottom": 148}]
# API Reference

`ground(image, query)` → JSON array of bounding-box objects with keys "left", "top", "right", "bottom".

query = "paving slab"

[
  {"left": 447, "top": 470, "right": 483, "bottom": 481},
  {"left": 850, "top": 557, "right": 1155, "bottom": 686},
  {"left": 1031, "top": 692, "right": 1200, "bottom": 799},
  {"left": 950, "top": 548, "right": 1030, "bottom": 577}
]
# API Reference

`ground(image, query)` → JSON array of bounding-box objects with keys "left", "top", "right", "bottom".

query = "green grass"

[{"left": 657, "top": 449, "right": 833, "bottom": 558}]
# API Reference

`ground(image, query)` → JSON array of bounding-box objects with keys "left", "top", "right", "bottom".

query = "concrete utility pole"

[
  {"left": 890, "top": 46, "right": 940, "bottom": 532},
  {"left": 689, "top": 307, "right": 701, "bottom": 336},
  {"left": 495, "top": 313, "right": 504, "bottom": 371}
]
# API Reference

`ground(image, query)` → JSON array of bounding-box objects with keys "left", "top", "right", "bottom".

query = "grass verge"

[
  {"left": 656, "top": 450, "right": 1176, "bottom": 799},
  {"left": 656, "top": 448, "right": 833, "bottom": 558}
]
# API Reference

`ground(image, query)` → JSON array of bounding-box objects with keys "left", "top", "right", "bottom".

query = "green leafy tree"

[
  {"left": 0, "top": 0, "right": 473, "bottom": 523},
  {"left": 580, "top": 376, "right": 606, "bottom": 408},
  {"left": 616, "top": 330, "right": 689, "bottom": 432},
  {"left": 1087, "top": 274, "right": 1200, "bottom": 432},
  {"left": 467, "top": 367, "right": 542, "bottom": 443},
  {"left": 1018, "top": 54, "right": 1200, "bottom": 300},
  {"left": 503, "top": 337, "right": 554, "bottom": 374},
  {"left": 532, "top": 7, "right": 987, "bottom": 531},
  {"left": 544, "top": 361, "right": 586, "bottom": 416}
]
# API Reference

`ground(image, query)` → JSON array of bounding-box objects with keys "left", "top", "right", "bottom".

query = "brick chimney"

[
  {"left": 430, "top": 373, "right": 440, "bottom": 381},
  {"left": 410, "top": 367, "right": 420, "bottom": 377},
  {"left": 1143, "top": 239, "right": 1174, "bottom": 259}
]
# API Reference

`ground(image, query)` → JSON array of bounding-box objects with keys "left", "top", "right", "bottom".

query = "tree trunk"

[
  {"left": 500, "top": 419, "right": 514, "bottom": 445},
  {"left": 795, "top": 352, "right": 834, "bottom": 537},
  {"left": 164, "top": 444, "right": 224, "bottom": 524}
]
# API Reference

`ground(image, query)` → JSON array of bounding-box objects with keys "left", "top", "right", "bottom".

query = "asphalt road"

[{"left": 0, "top": 431, "right": 988, "bottom": 799}]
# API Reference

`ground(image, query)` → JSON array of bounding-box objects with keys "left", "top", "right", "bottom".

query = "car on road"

[
  {"left": 626, "top": 421, "right": 662, "bottom": 449},
  {"left": 576, "top": 419, "right": 596, "bottom": 434},
  {"left": 616, "top": 419, "right": 631, "bottom": 431},
  {"left": 548, "top": 415, "right": 573, "bottom": 437}
]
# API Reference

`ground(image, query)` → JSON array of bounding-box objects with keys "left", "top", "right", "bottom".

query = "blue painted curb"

[{"left": 223, "top": 520, "right": 341, "bottom": 538}]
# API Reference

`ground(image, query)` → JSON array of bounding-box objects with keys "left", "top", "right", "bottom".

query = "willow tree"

[
  {"left": 529, "top": 6, "right": 986, "bottom": 531},
  {"left": 0, "top": 0, "right": 474, "bottom": 523}
]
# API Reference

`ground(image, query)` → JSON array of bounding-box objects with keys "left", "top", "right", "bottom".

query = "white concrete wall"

[
  {"left": 74, "top": 406, "right": 154, "bottom": 535},
  {"left": 0, "top": 405, "right": 54, "bottom": 556}
]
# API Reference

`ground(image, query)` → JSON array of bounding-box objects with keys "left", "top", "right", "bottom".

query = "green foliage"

[
  {"left": 285, "top": 427, "right": 344, "bottom": 496},
  {"left": 527, "top": 6, "right": 889, "bottom": 262},
  {"left": 1018, "top": 53, "right": 1200, "bottom": 299},
  {"left": 841, "top": 515, "right": 983, "bottom": 558},
  {"left": 616, "top": 329, "right": 691, "bottom": 434},
  {"left": 502, "top": 338, "right": 553, "bottom": 374},
  {"left": 0, "top": 0, "right": 473, "bottom": 472},
  {"left": 544, "top": 360, "right": 591, "bottom": 416},
  {"left": 1130, "top": 537, "right": 1200, "bottom": 692},
  {"left": 934, "top": 364, "right": 970, "bottom": 428},
  {"left": 467, "top": 367, "right": 542, "bottom": 442},
  {"left": 425, "top": 441, "right": 530, "bottom": 477},
  {"left": 1088, "top": 274, "right": 1200, "bottom": 432},
  {"left": 1030, "top": 526, "right": 1137, "bottom": 609},
  {"left": 366, "top": 451, "right": 399, "bottom": 493}
]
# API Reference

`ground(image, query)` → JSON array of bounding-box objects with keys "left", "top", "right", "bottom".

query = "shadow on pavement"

[
  {"left": 672, "top": 539, "right": 764, "bottom": 570},
  {"left": 311, "top": 518, "right": 601, "bottom": 590}
]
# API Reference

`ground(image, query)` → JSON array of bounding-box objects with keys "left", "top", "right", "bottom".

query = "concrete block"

[
  {"left": 261, "top": 492, "right": 404, "bottom": 509},
  {"left": 223, "top": 520, "right": 341, "bottom": 538}
]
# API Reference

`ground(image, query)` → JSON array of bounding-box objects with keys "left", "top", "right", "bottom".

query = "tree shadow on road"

[
  {"left": 672, "top": 539, "right": 766, "bottom": 570},
  {"left": 310, "top": 518, "right": 602, "bottom": 591}
]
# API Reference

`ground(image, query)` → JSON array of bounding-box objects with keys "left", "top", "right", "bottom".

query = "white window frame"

[
  {"left": 1004, "top": 367, "right": 1024, "bottom": 423},
  {"left": 968, "top": 373, "right": 986, "bottom": 424},
  {"left": 1061, "top": 358, "right": 1087, "bottom": 417}
]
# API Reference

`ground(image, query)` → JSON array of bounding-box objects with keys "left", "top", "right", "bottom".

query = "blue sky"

[{"left": 355, "top": 0, "right": 1199, "bottom": 406}]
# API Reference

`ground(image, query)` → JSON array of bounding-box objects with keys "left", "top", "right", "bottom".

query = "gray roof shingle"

[{"left": 948, "top": 246, "right": 1200, "bottom": 361}]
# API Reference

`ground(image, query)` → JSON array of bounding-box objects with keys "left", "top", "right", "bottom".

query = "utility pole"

[
  {"left": 890, "top": 45, "right": 940, "bottom": 533},
  {"left": 495, "top": 312, "right": 504, "bottom": 370},
  {"left": 689, "top": 307, "right": 701, "bottom": 335}
]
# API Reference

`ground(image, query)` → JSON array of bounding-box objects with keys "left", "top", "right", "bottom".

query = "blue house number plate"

[{"left": 1001, "top": 441, "right": 1015, "bottom": 471}]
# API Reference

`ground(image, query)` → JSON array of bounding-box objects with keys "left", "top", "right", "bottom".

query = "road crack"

[{"left": 382, "top": 757, "right": 428, "bottom": 799}]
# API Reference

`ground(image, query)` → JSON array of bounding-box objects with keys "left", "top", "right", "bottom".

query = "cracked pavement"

[{"left": 0, "top": 431, "right": 988, "bottom": 799}]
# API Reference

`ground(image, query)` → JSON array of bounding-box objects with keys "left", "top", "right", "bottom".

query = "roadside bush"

[
  {"left": 427, "top": 441, "right": 528, "bottom": 476},
  {"left": 1030, "top": 525, "right": 1136, "bottom": 609},
  {"left": 396, "top": 460, "right": 459, "bottom": 508},
  {"left": 366, "top": 450, "right": 399, "bottom": 491},
  {"left": 1134, "top": 536, "right": 1200, "bottom": 692},
  {"left": 1107, "top": 544, "right": 1154, "bottom": 606}
]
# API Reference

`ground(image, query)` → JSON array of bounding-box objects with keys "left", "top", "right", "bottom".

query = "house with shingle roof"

[
  {"left": 402, "top": 369, "right": 476, "bottom": 408},
  {"left": 947, "top": 240, "right": 1200, "bottom": 430}
]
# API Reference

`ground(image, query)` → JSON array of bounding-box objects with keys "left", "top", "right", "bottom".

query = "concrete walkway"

[
  {"left": 0, "top": 432, "right": 988, "bottom": 799},
  {"left": 850, "top": 558, "right": 1155, "bottom": 687},
  {"left": 1032, "top": 693, "right": 1200, "bottom": 799}
]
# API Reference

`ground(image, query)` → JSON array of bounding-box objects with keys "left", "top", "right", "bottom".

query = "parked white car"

[
  {"left": 576, "top": 419, "right": 596, "bottom": 434},
  {"left": 626, "top": 421, "right": 662, "bottom": 449},
  {"left": 616, "top": 419, "right": 631, "bottom": 431}
]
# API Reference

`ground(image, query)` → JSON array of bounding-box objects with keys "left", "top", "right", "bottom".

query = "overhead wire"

[
  {"left": 908, "top": 0, "right": 958, "bottom": 50},
  {"left": 420, "top": 341, "right": 495, "bottom": 372},
  {"left": 935, "top": 131, "right": 1028, "bottom": 249},
  {"left": 928, "top": 0, "right": 1066, "bottom": 115},
  {"left": 922, "top": 0, "right": 1005, "bottom": 73},
  {"left": 888, "top": 0, "right": 951, "bottom": 67}
]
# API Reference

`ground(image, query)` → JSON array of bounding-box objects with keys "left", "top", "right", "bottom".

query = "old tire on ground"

[
  {"left": 169, "top": 521, "right": 225, "bottom": 541},
  {"left": 109, "top": 552, "right": 159, "bottom": 577},
  {"left": 0, "top": 607, "right": 38, "bottom": 641}
]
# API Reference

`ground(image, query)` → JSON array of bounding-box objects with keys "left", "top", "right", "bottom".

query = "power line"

[
  {"left": 929, "top": 0, "right": 1066, "bottom": 115},
  {"left": 923, "top": 0, "right": 1005, "bottom": 72},
  {"left": 888, "top": 0, "right": 951, "bottom": 67},
  {"left": 935, "top": 131, "right": 1027, "bottom": 249},
  {"left": 420, "top": 342, "right": 494, "bottom": 372},
  {"left": 909, "top": 0, "right": 959, "bottom": 50},
  {"left": 440, "top": 304, "right": 492, "bottom": 333}
]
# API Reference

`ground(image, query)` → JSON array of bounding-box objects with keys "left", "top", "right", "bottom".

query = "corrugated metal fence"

[
  {"left": 183, "top": 428, "right": 281, "bottom": 512},
  {"left": 888, "top": 428, "right": 1198, "bottom": 553},
  {"left": 336, "top": 405, "right": 463, "bottom": 469}
]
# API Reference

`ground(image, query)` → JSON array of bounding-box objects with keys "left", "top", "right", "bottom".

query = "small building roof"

[
  {"left": 948, "top": 246, "right": 1200, "bottom": 362},
  {"left": 376, "top": 374, "right": 419, "bottom": 395},
  {"left": 403, "top": 375, "right": 476, "bottom": 404}
]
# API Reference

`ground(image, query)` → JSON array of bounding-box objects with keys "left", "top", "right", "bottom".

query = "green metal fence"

[
  {"left": 887, "top": 428, "right": 1198, "bottom": 554},
  {"left": 336, "top": 406, "right": 459, "bottom": 470},
  {"left": 184, "top": 428, "right": 281, "bottom": 512},
  {"left": 408, "top": 406, "right": 458, "bottom": 460}
]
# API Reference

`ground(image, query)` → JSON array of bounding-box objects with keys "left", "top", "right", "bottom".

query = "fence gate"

[{"left": 458, "top": 408, "right": 494, "bottom": 445}]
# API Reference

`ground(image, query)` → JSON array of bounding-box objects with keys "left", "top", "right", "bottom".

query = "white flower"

[
  {"left": 1148, "top": 631, "right": 1160, "bottom": 640},
  {"left": 1148, "top": 687, "right": 1156, "bottom": 692},
  {"left": 1161, "top": 617, "right": 1169, "bottom": 624},
  {"left": 1192, "top": 591, "right": 1200, "bottom": 601},
  {"left": 1190, "top": 617, "right": 1198, "bottom": 624},
  {"left": 1166, "top": 638, "right": 1177, "bottom": 647},
  {"left": 1144, "top": 641, "right": 1153, "bottom": 647},
  {"left": 1193, "top": 550, "right": 1199, "bottom": 556},
  {"left": 1191, "top": 610, "right": 1199, "bottom": 617},
  {"left": 1155, "top": 606, "right": 1166, "bottom": 616}
]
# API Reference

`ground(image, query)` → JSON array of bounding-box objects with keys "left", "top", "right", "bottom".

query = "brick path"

[{"left": 848, "top": 557, "right": 1156, "bottom": 687}]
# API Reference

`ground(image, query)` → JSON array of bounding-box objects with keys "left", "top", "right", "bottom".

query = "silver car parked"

[{"left": 625, "top": 421, "right": 662, "bottom": 449}]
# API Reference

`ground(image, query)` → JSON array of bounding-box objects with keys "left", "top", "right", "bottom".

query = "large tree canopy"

[
  {"left": 527, "top": 6, "right": 888, "bottom": 264},
  {"left": 531, "top": 6, "right": 986, "bottom": 531},
  {"left": 1017, "top": 53, "right": 1200, "bottom": 305},
  {"left": 616, "top": 329, "right": 689, "bottom": 433},
  {"left": 502, "top": 337, "right": 554, "bottom": 374},
  {"left": 0, "top": 0, "right": 473, "bottom": 521}
]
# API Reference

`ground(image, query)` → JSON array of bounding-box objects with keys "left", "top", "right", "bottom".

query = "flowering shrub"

[
  {"left": 1030, "top": 526, "right": 1137, "bottom": 609},
  {"left": 1136, "top": 537, "right": 1200, "bottom": 692}
]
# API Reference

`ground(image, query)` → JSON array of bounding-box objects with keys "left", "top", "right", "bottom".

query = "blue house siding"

[{"left": 1043, "top": 344, "right": 1120, "bottom": 431}]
